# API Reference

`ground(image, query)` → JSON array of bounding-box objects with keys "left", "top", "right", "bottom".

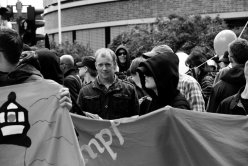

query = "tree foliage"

[
  {"left": 50, "top": 41, "right": 94, "bottom": 62},
  {"left": 109, "top": 14, "right": 234, "bottom": 58}
]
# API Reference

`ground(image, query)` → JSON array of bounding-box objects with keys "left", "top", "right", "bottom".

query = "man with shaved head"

[
  {"left": 60, "top": 54, "right": 82, "bottom": 113},
  {"left": 60, "top": 54, "right": 75, "bottom": 74}
]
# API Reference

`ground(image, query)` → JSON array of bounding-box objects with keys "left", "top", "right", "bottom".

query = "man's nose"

[{"left": 102, "top": 65, "right": 107, "bottom": 70}]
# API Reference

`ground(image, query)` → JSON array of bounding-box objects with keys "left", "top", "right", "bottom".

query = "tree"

[
  {"left": 109, "top": 14, "right": 229, "bottom": 58},
  {"left": 50, "top": 41, "right": 94, "bottom": 62}
]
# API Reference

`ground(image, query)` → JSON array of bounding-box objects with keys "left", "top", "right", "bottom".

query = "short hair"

[
  {"left": 228, "top": 38, "right": 248, "bottom": 65},
  {"left": 87, "top": 67, "right": 97, "bottom": 77},
  {"left": 186, "top": 46, "right": 208, "bottom": 68},
  {"left": 0, "top": 28, "right": 23, "bottom": 65},
  {"left": 95, "top": 48, "right": 117, "bottom": 66},
  {"left": 129, "top": 57, "right": 146, "bottom": 75},
  {"left": 60, "top": 54, "right": 74, "bottom": 68}
]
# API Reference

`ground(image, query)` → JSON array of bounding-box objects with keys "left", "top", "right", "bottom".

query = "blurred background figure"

[
  {"left": 142, "top": 45, "right": 174, "bottom": 59},
  {"left": 76, "top": 56, "right": 97, "bottom": 86},
  {"left": 185, "top": 46, "right": 215, "bottom": 104},
  {"left": 206, "top": 59, "right": 218, "bottom": 72},
  {"left": 115, "top": 44, "right": 131, "bottom": 80},
  {"left": 36, "top": 49, "right": 64, "bottom": 85},
  {"left": 217, "top": 60, "right": 248, "bottom": 115},
  {"left": 0, "top": 7, "right": 12, "bottom": 29},
  {"left": 60, "top": 54, "right": 82, "bottom": 113},
  {"left": 176, "top": 51, "right": 205, "bottom": 112},
  {"left": 218, "top": 51, "right": 230, "bottom": 69},
  {"left": 207, "top": 38, "right": 248, "bottom": 113},
  {"left": 213, "top": 50, "right": 231, "bottom": 85},
  {"left": 127, "top": 56, "right": 148, "bottom": 100},
  {"left": 60, "top": 55, "right": 74, "bottom": 75}
]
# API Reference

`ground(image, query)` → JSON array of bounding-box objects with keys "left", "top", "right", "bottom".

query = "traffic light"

[{"left": 22, "top": 5, "right": 44, "bottom": 46}]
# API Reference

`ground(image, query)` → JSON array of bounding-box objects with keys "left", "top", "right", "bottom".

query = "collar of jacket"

[
  {"left": 64, "top": 67, "right": 78, "bottom": 77},
  {"left": 0, "top": 63, "right": 43, "bottom": 87},
  {"left": 92, "top": 75, "right": 122, "bottom": 92},
  {"left": 230, "top": 86, "right": 246, "bottom": 110}
]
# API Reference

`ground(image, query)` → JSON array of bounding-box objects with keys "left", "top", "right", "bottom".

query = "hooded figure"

[
  {"left": 115, "top": 45, "right": 131, "bottom": 79},
  {"left": 36, "top": 49, "right": 64, "bottom": 85},
  {"left": 137, "top": 52, "right": 190, "bottom": 115}
]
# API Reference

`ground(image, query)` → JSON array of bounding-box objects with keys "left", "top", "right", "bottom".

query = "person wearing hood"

[
  {"left": 115, "top": 44, "right": 131, "bottom": 80},
  {"left": 216, "top": 60, "right": 248, "bottom": 115},
  {"left": 207, "top": 38, "right": 248, "bottom": 113},
  {"left": 137, "top": 51, "right": 190, "bottom": 115},
  {"left": 0, "top": 28, "right": 71, "bottom": 110},
  {"left": 36, "top": 49, "right": 64, "bottom": 85}
]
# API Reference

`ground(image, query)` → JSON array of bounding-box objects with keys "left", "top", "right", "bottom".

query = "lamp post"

[{"left": 16, "top": 0, "right": 22, "bottom": 34}]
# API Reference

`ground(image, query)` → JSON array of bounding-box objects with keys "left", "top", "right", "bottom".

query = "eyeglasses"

[{"left": 118, "top": 52, "right": 126, "bottom": 56}]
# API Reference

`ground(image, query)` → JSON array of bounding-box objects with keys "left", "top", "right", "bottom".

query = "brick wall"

[
  {"left": 76, "top": 28, "right": 105, "bottom": 51},
  {"left": 44, "top": 0, "right": 248, "bottom": 30},
  {"left": 44, "top": 0, "right": 248, "bottom": 49}
]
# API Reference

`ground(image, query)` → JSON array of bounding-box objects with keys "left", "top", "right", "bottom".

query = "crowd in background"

[{"left": 1, "top": 27, "right": 248, "bottom": 121}]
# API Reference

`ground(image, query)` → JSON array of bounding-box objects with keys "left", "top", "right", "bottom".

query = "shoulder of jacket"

[
  {"left": 82, "top": 82, "right": 94, "bottom": 89},
  {"left": 120, "top": 79, "right": 135, "bottom": 88}
]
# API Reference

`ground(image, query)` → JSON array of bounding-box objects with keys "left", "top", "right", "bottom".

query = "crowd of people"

[{"left": 1, "top": 27, "right": 248, "bottom": 121}]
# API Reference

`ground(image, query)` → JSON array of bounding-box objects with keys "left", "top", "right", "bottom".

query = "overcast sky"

[{"left": 0, "top": 0, "right": 44, "bottom": 10}]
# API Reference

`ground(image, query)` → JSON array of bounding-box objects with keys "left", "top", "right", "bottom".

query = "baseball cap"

[
  {"left": 143, "top": 45, "right": 174, "bottom": 58},
  {"left": 76, "top": 56, "right": 96, "bottom": 70}
]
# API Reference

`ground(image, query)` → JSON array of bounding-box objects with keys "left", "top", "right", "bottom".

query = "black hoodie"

[
  {"left": 115, "top": 45, "right": 131, "bottom": 72},
  {"left": 207, "top": 64, "right": 245, "bottom": 113},
  {"left": 137, "top": 52, "right": 190, "bottom": 115},
  {"left": 36, "top": 49, "right": 64, "bottom": 85}
]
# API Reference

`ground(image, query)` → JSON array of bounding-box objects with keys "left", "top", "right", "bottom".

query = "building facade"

[{"left": 43, "top": 0, "right": 248, "bottom": 51}]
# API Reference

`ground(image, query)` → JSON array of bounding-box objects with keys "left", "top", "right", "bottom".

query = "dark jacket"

[
  {"left": 63, "top": 68, "right": 82, "bottom": 113},
  {"left": 126, "top": 76, "right": 147, "bottom": 99},
  {"left": 217, "top": 87, "right": 248, "bottom": 115},
  {"left": 77, "top": 76, "right": 139, "bottom": 119},
  {"left": 207, "top": 64, "right": 245, "bottom": 113},
  {"left": 137, "top": 52, "right": 190, "bottom": 115}
]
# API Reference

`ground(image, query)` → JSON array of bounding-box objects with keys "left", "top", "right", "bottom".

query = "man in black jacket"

[
  {"left": 77, "top": 48, "right": 139, "bottom": 119},
  {"left": 217, "top": 60, "right": 248, "bottom": 115},
  {"left": 207, "top": 38, "right": 248, "bottom": 113},
  {"left": 60, "top": 55, "right": 82, "bottom": 113}
]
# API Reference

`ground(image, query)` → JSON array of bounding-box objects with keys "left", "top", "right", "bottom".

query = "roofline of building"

[{"left": 43, "top": 0, "right": 118, "bottom": 14}]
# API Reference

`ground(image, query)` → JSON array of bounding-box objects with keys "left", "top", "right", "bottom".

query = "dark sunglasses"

[{"left": 118, "top": 51, "right": 126, "bottom": 56}]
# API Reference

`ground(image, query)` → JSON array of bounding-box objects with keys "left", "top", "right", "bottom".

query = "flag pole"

[
  {"left": 58, "top": 0, "right": 62, "bottom": 44},
  {"left": 238, "top": 21, "right": 248, "bottom": 38}
]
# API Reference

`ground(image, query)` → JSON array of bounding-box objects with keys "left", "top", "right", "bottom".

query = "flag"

[
  {"left": 71, "top": 107, "right": 248, "bottom": 166},
  {"left": 0, "top": 80, "right": 85, "bottom": 166}
]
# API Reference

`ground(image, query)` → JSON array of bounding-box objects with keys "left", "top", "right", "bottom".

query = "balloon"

[
  {"left": 176, "top": 52, "right": 189, "bottom": 74},
  {"left": 214, "top": 30, "right": 237, "bottom": 57}
]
